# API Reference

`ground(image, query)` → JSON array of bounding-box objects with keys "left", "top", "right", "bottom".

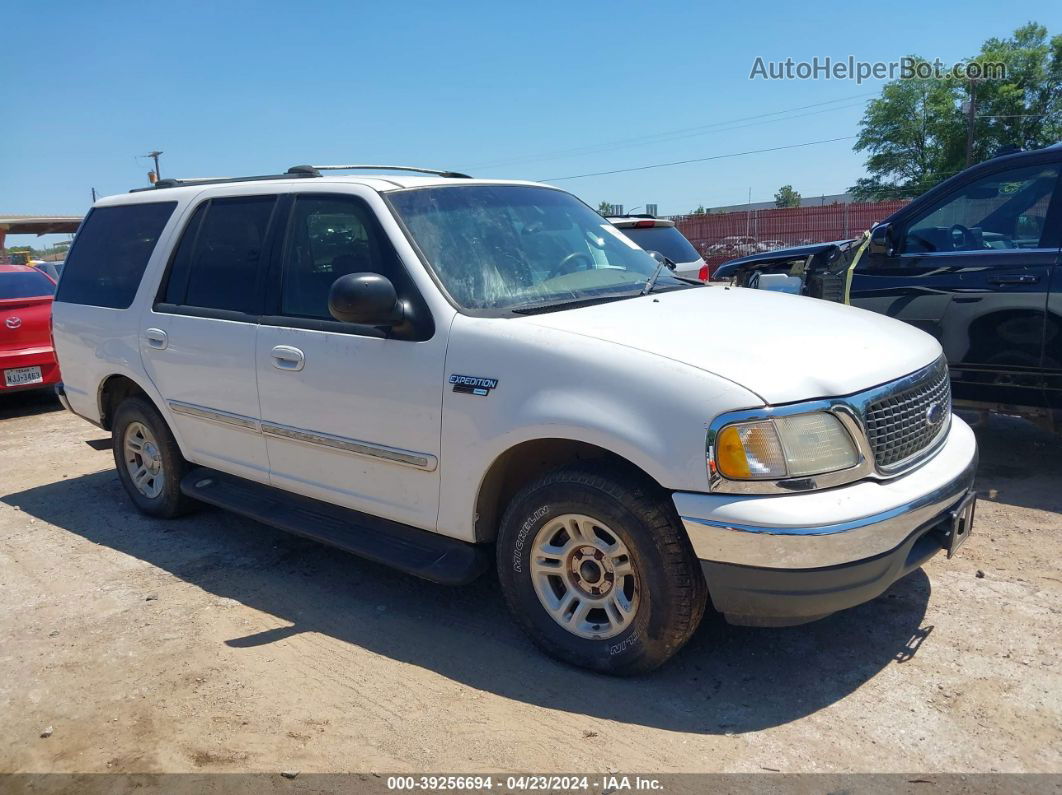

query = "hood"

[
  {"left": 713, "top": 239, "right": 857, "bottom": 280},
  {"left": 521, "top": 286, "right": 941, "bottom": 405}
]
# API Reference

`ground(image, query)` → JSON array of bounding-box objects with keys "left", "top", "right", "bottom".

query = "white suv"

[
  {"left": 52, "top": 165, "right": 978, "bottom": 674},
  {"left": 607, "top": 215, "right": 707, "bottom": 280}
]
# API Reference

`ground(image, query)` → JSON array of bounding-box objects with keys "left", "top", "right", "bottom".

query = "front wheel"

[{"left": 496, "top": 466, "right": 707, "bottom": 675}]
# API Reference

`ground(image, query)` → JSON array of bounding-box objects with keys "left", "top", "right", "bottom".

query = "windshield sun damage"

[{"left": 387, "top": 185, "right": 690, "bottom": 311}]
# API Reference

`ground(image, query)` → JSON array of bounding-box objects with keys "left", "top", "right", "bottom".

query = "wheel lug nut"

[{"left": 594, "top": 550, "right": 604, "bottom": 560}]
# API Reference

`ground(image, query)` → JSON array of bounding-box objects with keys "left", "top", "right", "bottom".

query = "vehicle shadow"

[
  {"left": 970, "top": 413, "right": 1062, "bottom": 514},
  {"left": 0, "top": 391, "right": 61, "bottom": 421},
  {"left": 3, "top": 468, "right": 933, "bottom": 735}
]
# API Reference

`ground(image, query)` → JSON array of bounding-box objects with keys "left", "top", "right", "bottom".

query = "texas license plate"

[
  {"left": 3, "top": 366, "right": 43, "bottom": 387},
  {"left": 946, "top": 492, "right": 976, "bottom": 558}
]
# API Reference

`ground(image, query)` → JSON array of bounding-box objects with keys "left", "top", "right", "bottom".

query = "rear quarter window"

[{"left": 56, "top": 201, "right": 177, "bottom": 309}]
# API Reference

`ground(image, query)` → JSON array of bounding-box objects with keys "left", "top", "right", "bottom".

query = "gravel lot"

[{"left": 0, "top": 392, "right": 1059, "bottom": 776}]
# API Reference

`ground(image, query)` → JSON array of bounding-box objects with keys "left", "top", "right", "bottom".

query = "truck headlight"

[{"left": 714, "top": 412, "right": 859, "bottom": 480}]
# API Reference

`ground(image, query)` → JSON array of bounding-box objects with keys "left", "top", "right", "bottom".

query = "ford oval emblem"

[
  {"left": 5, "top": 316, "right": 21, "bottom": 329},
  {"left": 926, "top": 400, "right": 945, "bottom": 426}
]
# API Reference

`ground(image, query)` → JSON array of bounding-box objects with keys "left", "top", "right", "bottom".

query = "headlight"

[{"left": 713, "top": 412, "right": 859, "bottom": 480}]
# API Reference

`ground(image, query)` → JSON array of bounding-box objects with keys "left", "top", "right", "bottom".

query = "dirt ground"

[{"left": 0, "top": 391, "right": 1059, "bottom": 776}]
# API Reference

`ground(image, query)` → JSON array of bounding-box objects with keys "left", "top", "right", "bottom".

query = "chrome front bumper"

[{"left": 674, "top": 416, "right": 978, "bottom": 570}]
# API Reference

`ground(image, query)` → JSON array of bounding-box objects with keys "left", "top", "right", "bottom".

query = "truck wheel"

[
  {"left": 111, "top": 396, "right": 196, "bottom": 518},
  {"left": 496, "top": 465, "right": 707, "bottom": 675}
]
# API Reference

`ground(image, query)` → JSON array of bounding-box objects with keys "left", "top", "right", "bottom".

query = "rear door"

[
  {"left": 852, "top": 160, "right": 1060, "bottom": 409},
  {"left": 141, "top": 194, "right": 279, "bottom": 482},
  {"left": 254, "top": 190, "right": 445, "bottom": 531}
]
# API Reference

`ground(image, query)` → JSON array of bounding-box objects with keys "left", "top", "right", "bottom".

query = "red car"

[{"left": 0, "top": 264, "right": 60, "bottom": 393}]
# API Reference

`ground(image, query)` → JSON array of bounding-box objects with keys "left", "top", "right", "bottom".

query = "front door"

[
  {"left": 852, "top": 161, "right": 1060, "bottom": 409},
  {"left": 255, "top": 191, "right": 445, "bottom": 531}
]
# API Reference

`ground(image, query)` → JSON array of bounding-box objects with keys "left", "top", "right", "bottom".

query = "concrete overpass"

[{"left": 0, "top": 215, "right": 83, "bottom": 255}]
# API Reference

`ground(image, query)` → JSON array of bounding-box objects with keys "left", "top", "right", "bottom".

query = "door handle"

[
  {"left": 271, "top": 345, "right": 305, "bottom": 371},
  {"left": 144, "top": 328, "right": 168, "bottom": 350},
  {"left": 989, "top": 274, "right": 1040, "bottom": 285}
]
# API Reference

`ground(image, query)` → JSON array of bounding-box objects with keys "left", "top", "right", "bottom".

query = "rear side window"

[
  {"left": 56, "top": 202, "right": 176, "bottom": 308},
  {"left": 161, "top": 196, "right": 276, "bottom": 314},
  {"left": 0, "top": 270, "right": 57, "bottom": 299}
]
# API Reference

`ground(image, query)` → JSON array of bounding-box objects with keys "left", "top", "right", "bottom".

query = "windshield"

[
  {"left": 0, "top": 270, "right": 56, "bottom": 299},
  {"left": 388, "top": 185, "right": 689, "bottom": 311},
  {"left": 619, "top": 226, "right": 701, "bottom": 264}
]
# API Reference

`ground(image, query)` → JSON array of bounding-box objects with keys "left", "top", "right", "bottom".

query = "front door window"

[{"left": 902, "top": 164, "right": 1059, "bottom": 255}]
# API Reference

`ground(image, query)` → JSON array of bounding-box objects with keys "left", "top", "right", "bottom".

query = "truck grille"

[{"left": 863, "top": 359, "right": 951, "bottom": 470}]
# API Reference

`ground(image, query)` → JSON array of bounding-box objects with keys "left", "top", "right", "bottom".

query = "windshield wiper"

[
  {"left": 641, "top": 255, "right": 675, "bottom": 295},
  {"left": 509, "top": 293, "right": 636, "bottom": 315}
]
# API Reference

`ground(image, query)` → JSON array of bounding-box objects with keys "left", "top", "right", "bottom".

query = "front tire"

[
  {"left": 112, "top": 396, "right": 196, "bottom": 518},
  {"left": 496, "top": 465, "right": 707, "bottom": 675}
]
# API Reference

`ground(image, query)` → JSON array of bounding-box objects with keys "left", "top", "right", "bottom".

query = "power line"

[
  {"left": 469, "top": 93, "right": 875, "bottom": 171},
  {"left": 540, "top": 136, "right": 857, "bottom": 182}
]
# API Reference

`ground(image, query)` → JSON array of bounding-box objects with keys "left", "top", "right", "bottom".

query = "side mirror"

[
  {"left": 328, "top": 273, "right": 404, "bottom": 326},
  {"left": 868, "top": 223, "right": 896, "bottom": 257}
]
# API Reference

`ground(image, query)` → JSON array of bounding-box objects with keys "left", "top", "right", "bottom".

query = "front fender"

[{"left": 435, "top": 315, "right": 762, "bottom": 541}]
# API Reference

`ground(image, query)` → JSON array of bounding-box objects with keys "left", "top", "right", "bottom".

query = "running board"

[{"left": 179, "top": 468, "right": 488, "bottom": 585}]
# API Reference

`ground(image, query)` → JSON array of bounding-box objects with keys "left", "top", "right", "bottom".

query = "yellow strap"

[{"left": 843, "top": 230, "right": 872, "bottom": 305}]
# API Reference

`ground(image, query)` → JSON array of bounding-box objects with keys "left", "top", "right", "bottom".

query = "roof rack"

[
  {"left": 130, "top": 171, "right": 319, "bottom": 193},
  {"left": 131, "top": 163, "right": 471, "bottom": 192},
  {"left": 293, "top": 164, "right": 472, "bottom": 179}
]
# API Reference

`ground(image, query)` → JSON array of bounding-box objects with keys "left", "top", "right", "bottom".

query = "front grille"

[{"left": 863, "top": 359, "right": 951, "bottom": 470}]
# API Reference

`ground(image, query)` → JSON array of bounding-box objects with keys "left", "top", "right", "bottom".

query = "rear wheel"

[
  {"left": 497, "top": 465, "right": 707, "bottom": 675},
  {"left": 112, "top": 396, "right": 196, "bottom": 518}
]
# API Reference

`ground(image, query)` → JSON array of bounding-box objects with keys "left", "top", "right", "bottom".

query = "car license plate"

[
  {"left": 3, "top": 366, "right": 43, "bottom": 387},
  {"left": 946, "top": 492, "right": 976, "bottom": 558}
]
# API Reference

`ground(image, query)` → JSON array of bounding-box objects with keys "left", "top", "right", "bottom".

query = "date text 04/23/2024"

[{"left": 386, "top": 775, "right": 663, "bottom": 791}]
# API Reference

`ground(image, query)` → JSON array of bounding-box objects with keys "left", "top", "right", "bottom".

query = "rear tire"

[
  {"left": 112, "top": 396, "right": 196, "bottom": 518},
  {"left": 496, "top": 465, "right": 707, "bottom": 675}
]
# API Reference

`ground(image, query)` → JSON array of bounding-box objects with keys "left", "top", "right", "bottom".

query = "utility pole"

[
  {"left": 145, "top": 150, "right": 164, "bottom": 180},
  {"left": 964, "top": 82, "right": 977, "bottom": 168}
]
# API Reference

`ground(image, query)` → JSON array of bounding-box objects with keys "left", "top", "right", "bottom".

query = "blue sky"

[{"left": 2, "top": 1, "right": 1057, "bottom": 246}]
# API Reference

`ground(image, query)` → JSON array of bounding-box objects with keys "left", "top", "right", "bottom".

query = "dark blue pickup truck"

[{"left": 715, "top": 144, "right": 1062, "bottom": 432}]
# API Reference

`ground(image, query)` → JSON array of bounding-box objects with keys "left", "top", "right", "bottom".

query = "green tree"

[
  {"left": 849, "top": 59, "right": 965, "bottom": 200},
  {"left": 597, "top": 200, "right": 613, "bottom": 215},
  {"left": 689, "top": 204, "right": 707, "bottom": 215},
  {"left": 970, "top": 23, "right": 1062, "bottom": 158},
  {"left": 850, "top": 24, "right": 1062, "bottom": 201},
  {"left": 774, "top": 185, "right": 801, "bottom": 208}
]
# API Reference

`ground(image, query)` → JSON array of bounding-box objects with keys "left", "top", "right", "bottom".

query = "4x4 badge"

[{"left": 449, "top": 374, "right": 498, "bottom": 397}]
